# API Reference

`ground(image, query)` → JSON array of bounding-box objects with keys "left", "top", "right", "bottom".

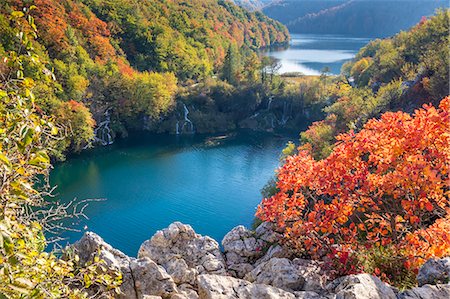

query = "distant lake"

[
  {"left": 50, "top": 131, "right": 292, "bottom": 256},
  {"left": 265, "top": 34, "right": 372, "bottom": 75}
]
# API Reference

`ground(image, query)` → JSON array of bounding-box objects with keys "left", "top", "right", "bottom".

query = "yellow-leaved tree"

[{"left": 0, "top": 6, "right": 121, "bottom": 298}]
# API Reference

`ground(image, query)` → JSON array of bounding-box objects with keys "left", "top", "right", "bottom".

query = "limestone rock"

[
  {"left": 293, "top": 291, "right": 324, "bottom": 299},
  {"left": 327, "top": 274, "right": 396, "bottom": 299},
  {"left": 245, "top": 257, "right": 329, "bottom": 293},
  {"left": 245, "top": 258, "right": 305, "bottom": 292},
  {"left": 222, "top": 225, "right": 274, "bottom": 278},
  {"left": 130, "top": 257, "right": 178, "bottom": 298},
  {"left": 292, "top": 259, "right": 329, "bottom": 292},
  {"left": 254, "top": 244, "right": 294, "bottom": 267},
  {"left": 176, "top": 284, "right": 199, "bottom": 299},
  {"left": 197, "top": 274, "right": 299, "bottom": 299},
  {"left": 398, "top": 284, "right": 450, "bottom": 299},
  {"left": 222, "top": 226, "right": 264, "bottom": 261},
  {"left": 417, "top": 257, "right": 450, "bottom": 286},
  {"left": 72, "top": 232, "right": 137, "bottom": 299},
  {"left": 255, "top": 222, "right": 280, "bottom": 243},
  {"left": 138, "top": 222, "right": 226, "bottom": 285}
]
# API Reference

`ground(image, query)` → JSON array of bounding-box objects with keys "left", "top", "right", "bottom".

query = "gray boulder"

[
  {"left": 417, "top": 257, "right": 450, "bottom": 286},
  {"left": 245, "top": 257, "right": 329, "bottom": 293},
  {"left": 138, "top": 222, "right": 226, "bottom": 285},
  {"left": 293, "top": 258, "right": 329, "bottom": 292},
  {"left": 326, "top": 274, "right": 396, "bottom": 299},
  {"left": 245, "top": 258, "right": 305, "bottom": 292},
  {"left": 197, "top": 274, "right": 302, "bottom": 299},
  {"left": 398, "top": 284, "right": 450, "bottom": 299},
  {"left": 254, "top": 244, "right": 293, "bottom": 267},
  {"left": 255, "top": 222, "right": 281, "bottom": 243},
  {"left": 72, "top": 232, "right": 137, "bottom": 299},
  {"left": 130, "top": 257, "right": 178, "bottom": 298},
  {"left": 222, "top": 223, "right": 282, "bottom": 278}
]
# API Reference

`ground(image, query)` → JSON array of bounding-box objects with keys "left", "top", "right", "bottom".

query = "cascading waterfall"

[
  {"left": 178, "top": 103, "right": 194, "bottom": 134},
  {"left": 175, "top": 121, "right": 180, "bottom": 135},
  {"left": 271, "top": 115, "right": 276, "bottom": 129},
  {"left": 280, "top": 101, "right": 290, "bottom": 125},
  {"left": 267, "top": 96, "right": 274, "bottom": 111},
  {"left": 93, "top": 108, "right": 113, "bottom": 146}
]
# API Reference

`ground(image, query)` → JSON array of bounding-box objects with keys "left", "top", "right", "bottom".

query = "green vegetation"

[
  {"left": 0, "top": 0, "right": 289, "bottom": 157},
  {"left": 0, "top": 8, "right": 121, "bottom": 297},
  {"left": 295, "top": 10, "right": 449, "bottom": 159}
]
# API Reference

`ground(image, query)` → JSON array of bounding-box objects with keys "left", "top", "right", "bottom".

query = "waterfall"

[
  {"left": 280, "top": 101, "right": 290, "bottom": 126},
  {"left": 93, "top": 109, "right": 113, "bottom": 146},
  {"left": 175, "top": 121, "right": 180, "bottom": 135},
  {"left": 179, "top": 103, "right": 194, "bottom": 134},
  {"left": 267, "top": 96, "right": 274, "bottom": 111},
  {"left": 271, "top": 115, "right": 276, "bottom": 129}
]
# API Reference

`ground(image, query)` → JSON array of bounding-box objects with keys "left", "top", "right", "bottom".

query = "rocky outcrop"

[
  {"left": 197, "top": 274, "right": 299, "bottom": 299},
  {"left": 222, "top": 225, "right": 266, "bottom": 278},
  {"left": 72, "top": 222, "right": 450, "bottom": 299},
  {"left": 417, "top": 257, "right": 450, "bottom": 286},
  {"left": 397, "top": 284, "right": 450, "bottom": 299},
  {"left": 245, "top": 258, "right": 329, "bottom": 293},
  {"left": 72, "top": 232, "right": 138, "bottom": 299},
  {"left": 326, "top": 274, "right": 397, "bottom": 299},
  {"left": 245, "top": 258, "right": 305, "bottom": 292},
  {"left": 138, "top": 222, "right": 226, "bottom": 285},
  {"left": 130, "top": 258, "right": 178, "bottom": 298},
  {"left": 221, "top": 223, "right": 283, "bottom": 278}
]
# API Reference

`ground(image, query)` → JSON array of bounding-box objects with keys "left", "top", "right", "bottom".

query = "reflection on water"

[
  {"left": 50, "top": 131, "right": 293, "bottom": 255},
  {"left": 265, "top": 34, "right": 372, "bottom": 75}
]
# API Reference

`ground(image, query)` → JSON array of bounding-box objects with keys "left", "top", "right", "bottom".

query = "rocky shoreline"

[{"left": 73, "top": 222, "right": 450, "bottom": 299}]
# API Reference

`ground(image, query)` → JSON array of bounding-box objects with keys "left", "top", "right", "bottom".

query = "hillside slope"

[
  {"left": 0, "top": 0, "right": 289, "bottom": 155},
  {"left": 264, "top": 0, "right": 447, "bottom": 37}
]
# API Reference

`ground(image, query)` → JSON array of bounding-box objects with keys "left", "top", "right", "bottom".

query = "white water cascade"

[
  {"left": 93, "top": 109, "right": 113, "bottom": 146},
  {"left": 280, "top": 101, "right": 290, "bottom": 125},
  {"left": 176, "top": 103, "right": 194, "bottom": 134},
  {"left": 267, "top": 96, "right": 274, "bottom": 111}
]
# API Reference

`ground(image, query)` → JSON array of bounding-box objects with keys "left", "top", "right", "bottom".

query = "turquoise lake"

[
  {"left": 50, "top": 131, "right": 292, "bottom": 256},
  {"left": 265, "top": 34, "right": 372, "bottom": 75}
]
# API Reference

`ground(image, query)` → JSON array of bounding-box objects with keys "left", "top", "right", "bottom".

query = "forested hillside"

[
  {"left": 231, "top": 0, "right": 280, "bottom": 11},
  {"left": 263, "top": 0, "right": 447, "bottom": 37},
  {"left": 298, "top": 9, "right": 449, "bottom": 159},
  {"left": 0, "top": 0, "right": 289, "bottom": 157}
]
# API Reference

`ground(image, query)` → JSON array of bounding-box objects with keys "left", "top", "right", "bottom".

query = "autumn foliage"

[{"left": 257, "top": 97, "right": 450, "bottom": 284}]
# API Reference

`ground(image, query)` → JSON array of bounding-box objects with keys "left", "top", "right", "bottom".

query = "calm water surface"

[
  {"left": 266, "top": 34, "right": 372, "bottom": 75},
  {"left": 51, "top": 131, "right": 291, "bottom": 255}
]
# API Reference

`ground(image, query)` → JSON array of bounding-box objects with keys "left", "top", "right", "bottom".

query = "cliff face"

[{"left": 72, "top": 222, "right": 450, "bottom": 298}]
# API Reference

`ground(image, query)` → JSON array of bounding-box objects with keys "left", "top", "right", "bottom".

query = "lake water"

[
  {"left": 50, "top": 131, "right": 291, "bottom": 256},
  {"left": 265, "top": 34, "right": 372, "bottom": 75}
]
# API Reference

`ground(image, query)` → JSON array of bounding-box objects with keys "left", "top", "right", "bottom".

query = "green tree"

[
  {"left": 222, "top": 44, "right": 240, "bottom": 85},
  {"left": 0, "top": 7, "right": 120, "bottom": 298}
]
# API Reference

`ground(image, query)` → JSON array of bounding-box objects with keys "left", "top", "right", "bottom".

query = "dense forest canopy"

[{"left": 0, "top": 0, "right": 289, "bottom": 157}]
